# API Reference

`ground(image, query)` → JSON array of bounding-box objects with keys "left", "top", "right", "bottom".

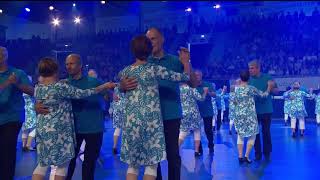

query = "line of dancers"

[
  {"left": 110, "top": 64, "right": 276, "bottom": 169},
  {"left": 2, "top": 27, "right": 320, "bottom": 180}
]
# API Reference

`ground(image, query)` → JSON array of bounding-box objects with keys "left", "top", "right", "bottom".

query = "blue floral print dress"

[
  {"left": 179, "top": 84, "right": 205, "bottom": 132},
  {"left": 118, "top": 63, "right": 189, "bottom": 167},
  {"left": 110, "top": 86, "right": 126, "bottom": 129},
  {"left": 234, "top": 85, "right": 268, "bottom": 137},
  {"left": 34, "top": 81, "right": 96, "bottom": 166},
  {"left": 21, "top": 93, "right": 37, "bottom": 131},
  {"left": 284, "top": 90, "right": 312, "bottom": 119}
]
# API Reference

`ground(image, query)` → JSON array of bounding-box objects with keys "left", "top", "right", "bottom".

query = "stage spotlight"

[
  {"left": 52, "top": 18, "right": 60, "bottom": 26},
  {"left": 73, "top": 3, "right": 76, "bottom": 7},
  {"left": 49, "top": 6, "right": 54, "bottom": 11},
  {"left": 201, "top": 35, "right": 205, "bottom": 38},
  {"left": 213, "top": 4, "right": 221, "bottom": 9},
  {"left": 0, "top": 9, "right": 3, "bottom": 14},
  {"left": 74, "top": 17, "right": 81, "bottom": 24},
  {"left": 185, "top": 7, "right": 192, "bottom": 12},
  {"left": 101, "top": 1, "right": 106, "bottom": 4},
  {"left": 25, "top": 8, "right": 31, "bottom": 12}
]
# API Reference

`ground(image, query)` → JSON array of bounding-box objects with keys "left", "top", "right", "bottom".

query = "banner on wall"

[
  {"left": 274, "top": 76, "right": 320, "bottom": 91},
  {"left": 230, "top": 76, "right": 320, "bottom": 91}
]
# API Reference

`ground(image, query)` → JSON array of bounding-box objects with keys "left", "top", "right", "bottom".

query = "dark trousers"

[
  {"left": 66, "top": 132, "right": 103, "bottom": 180},
  {"left": 217, "top": 110, "right": 222, "bottom": 130},
  {"left": 203, "top": 116, "right": 214, "bottom": 149},
  {"left": 156, "top": 119, "right": 181, "bottom": 180},
  {"left": 254, "top": 113, "right": 272, "bottom": 157},
  {"left": 0, "top": 121, "right": 22, "bottom": 180},
  {"left": 225, "top": 108, "right": 229, "bottom": 121},
  {"left": 199, "top": 116, "right": 214, "bottom": 153}
]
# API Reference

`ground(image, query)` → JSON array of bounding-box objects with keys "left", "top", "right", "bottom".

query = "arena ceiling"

[{"left": 0, "top": 1, "right": 265, "bottom": 23}]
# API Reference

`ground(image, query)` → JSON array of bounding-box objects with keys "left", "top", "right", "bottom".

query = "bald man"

[
  {"left": 88, "top": 69, "right": 98, "bottom": 78},
  {"left": 36, "top": 54, "right": 107, "bottom": 180},
  {"left": 0, "top": 46, "right": 34, "bottom": 179}
]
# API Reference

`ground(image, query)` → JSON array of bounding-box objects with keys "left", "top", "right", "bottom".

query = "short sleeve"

[{"left": 17, "top": 69, "right": 31, "bottom": 86}]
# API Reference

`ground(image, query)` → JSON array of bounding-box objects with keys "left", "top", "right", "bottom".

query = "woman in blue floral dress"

[
  {"left": 234, "top": 70, "right": 272, "bottom": 164},
  {"left": 228, "top": 85, "right": 236, "bottom": 135},
  {"left": 284, "top": 81, "right": 313, "bottom": 137},
  {"left": 219, "top": 88, "right": 226, "bottom": 121},
  {"left": 314, "top": 92, "right": 320, "bottom": 126},
  {"left": 118, "top": 35, "right": 190, "bottom": 180},
  {"left": 283, "top": 86, "right": 292, "bottom": 126},
  {"left": 21, "top": 76, "right": 37, "bottom": 151},
  {"left": 109, "top": 86, "right": 126, "bottom": 154},
  {"left": 210, "top": 83, "right": 218, "bottom": 130},
  {"left": 32, "top": 57, "right": 115, "bottom": 180},
  {"left": 178, "top": 83, "right": 207, "bottom": 156}
]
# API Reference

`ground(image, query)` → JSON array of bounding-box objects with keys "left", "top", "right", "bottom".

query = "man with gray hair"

[
  {"left": 0, "top": 46, "right": 34, "bottom": 179},
  {"left": 248, "top": 60, "right": 278, "bottom": 161},
  {"left": 120, "top": 27, "right": 194, "bottom": 180}
]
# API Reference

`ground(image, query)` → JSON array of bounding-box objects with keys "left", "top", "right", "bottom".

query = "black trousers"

[
  {"left": 254, "top": 113, "right": 272, "bottom": 157},
  {"left": 203, "top": 116, "right": 214, "bottom": 149},
  {"left": 0, "top": 121, "right": 22, "bottom": 180},
  {"left": 156, "top": 119, "right": 181, "bottom": 180},
  {"left": 217, "top": 110, "right": 222, "bottom": 130},
  {"left": 199, "top": 116, "right": 214, "bottom": 152},
  {"left": 66, "top": 132, "right": 103, "bottom": 180}
]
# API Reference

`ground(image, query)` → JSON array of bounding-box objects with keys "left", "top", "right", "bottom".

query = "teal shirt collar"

[
  {"left": 0, "top": 66, "right": 13, "bottom": 75},
  {"left": 148, "top": 53, "right": 169, "bottom": 61},
  {"left": 251, "top": 72, "right": 263, "bottom": 79},
  {"left": 68, "top": 74, "right": 86, "bottom": 82}
]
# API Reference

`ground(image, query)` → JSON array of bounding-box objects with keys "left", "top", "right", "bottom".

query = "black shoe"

[
  {"left": 194, "top": 152, "right": 202, "bottom": 157},
  {"left": 317, "top": 123, "right": 320, "bottom": 127},
  {"left": 254, "top": 154, "right": 262, "bottom": 161},
  {"left": 244, "top": 157, "right": 252, "bottom": 164},
  {"left": 112, "top": 148, "right": 118, "bottom": 155},
  {"left": 238, "top": 157, "right": 244, "bottom": 164},
  {"left": 264, "top": 154, "right": 271, "bottom": 162},
  {"left": 292, "top": 132, "right": 296, "bottom": 138},
  {"left": 199, "top": 144, "right": 203, "bottom": 154},
  {"left": 300, "top": 132, "right": 304, "bottom": 137},
  {"left": 229, "top": 130, "right": 232, "bottom": 135},
  {"left": 209, "top": 147, "right": 214, "bottom": 154},
  {"left": 27, "top": 147, "right": 36, "bottom": 151},
  {"left": 22, "top": 146, "right": 28, "bottom": 152}
]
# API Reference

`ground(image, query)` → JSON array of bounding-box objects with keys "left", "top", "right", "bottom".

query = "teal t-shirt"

[
  {"left": 248, "top": 73, "right": 273, "bottom": 114},
  {"left": 148, "top": 54, "right": 184, "bottom": 120},
  {"left": 68, "top": 75, "right": 105, "bottom": 133},
  {"left": 196, "top": 81, "right": 214, "bottom": 118},
  {"left": 0, "top": 67, "right": 31, "bottom": 125}
]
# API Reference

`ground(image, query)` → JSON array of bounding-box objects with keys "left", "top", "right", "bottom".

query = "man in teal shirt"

[
  {"left": 64, "top": 54, "right": 106, "bottom": 180},
  {"left": 194, "top": 69, "right": 215, "bottom": 154},
  {"left": 0, "top": 46, "right": 34, "bottom": 180},
  {"left": 120, "top": 28, "right": 192, "bottom": 180},
  {"left": 248, "top": 60, "right": 278, "bottom": 161}
]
